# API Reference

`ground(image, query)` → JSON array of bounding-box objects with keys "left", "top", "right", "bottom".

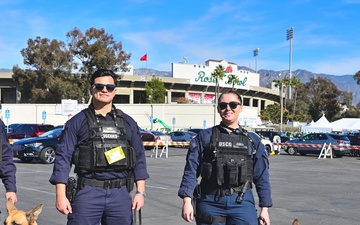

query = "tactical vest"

[
  {"left": 73, "top": 106, "right": 135, "bottom": 173},
  {"left": 200, "top": 125, "right": 255, "bottom": 193}
]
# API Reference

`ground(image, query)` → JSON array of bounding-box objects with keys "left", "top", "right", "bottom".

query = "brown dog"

[
  {"left": 292, "top": 218, "right": 300, "bottom": 225},
  {"left": 4, "top": 198, "right": 43, "bottom": 225}
]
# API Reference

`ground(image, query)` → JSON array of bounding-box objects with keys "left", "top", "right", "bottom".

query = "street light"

[
  {"left": 253, "top": 48, "right": 259, "bottom": 73},
  {"left": 286, "top": 27, "right": 294, "bottom": 99},
  {"left": 279, "top": 73, "right": 284, "bottom": 132}
]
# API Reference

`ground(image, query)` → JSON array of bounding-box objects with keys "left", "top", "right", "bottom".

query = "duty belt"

[{"left": 79, "top": 177, "right": 127, "bottom": 189}]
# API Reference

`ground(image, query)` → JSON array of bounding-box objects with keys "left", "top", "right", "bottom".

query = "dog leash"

[
  {"left": 258, "top": 216, "right": 267, "bottom": 225},
  {"left": 133, "top": 209, "right": 142, "bottom": 225}
]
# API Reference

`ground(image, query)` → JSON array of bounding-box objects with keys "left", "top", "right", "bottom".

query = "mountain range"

[{"left": 1, "top": 67, "right": 359, "bottom": 105}]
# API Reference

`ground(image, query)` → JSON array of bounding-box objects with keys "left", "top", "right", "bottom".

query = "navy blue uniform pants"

[
  {"left": 196, "top": 189, "right": 258, "bottom": 225},
  {"left": 67, "top": 185, "right": 132, "bottom": 225}
]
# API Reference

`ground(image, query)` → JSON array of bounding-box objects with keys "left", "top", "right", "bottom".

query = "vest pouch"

[
  {"left": 226, "top": 161, "right": 239, "bottom": 186},
  {"left": 216, "top": 159, "right": 225, "bottom": 186},
  {"left": 94, "top": 143, "right": 128, "bottom": 167},
  {"left": 76, "top": 146, "right": 92, "bottom": 170},
  {"left": 201, "top": 162, "right": 212, "bottom": 179}
]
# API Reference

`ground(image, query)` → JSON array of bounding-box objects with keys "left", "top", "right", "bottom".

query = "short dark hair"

[
  {"left": 218, "top": 90, "right": 242, "bottom": 104},
  {"left": 90, "top": 69, "right": 116, "bottom": 85}
]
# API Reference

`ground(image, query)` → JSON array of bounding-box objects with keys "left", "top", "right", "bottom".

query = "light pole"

[
  {"left": 253, "top": 48, "right": 259, "bottom": 73},
  {"left": 286, "top": 27, "right": 294, "bottom": 99},
  {"left": 279, "top": 73, "right": 284, "bottom": 132}
]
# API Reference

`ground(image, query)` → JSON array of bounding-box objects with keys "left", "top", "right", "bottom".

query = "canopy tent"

[
  {"left": 331, "top": 118, "right": 360, "bottom": 133},
  {"left": 301, "top": 114, "right": 332, "bottom": 133}
]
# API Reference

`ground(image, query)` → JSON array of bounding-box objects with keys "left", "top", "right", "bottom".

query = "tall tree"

[
  {"left": 227, "top": 74, "right": 240, "bottom": 90},
  {"left": 353, "top": 70, "right": 360, "bottom": 84},
  {"left": 306, "top": 77, "right": 342, "bottom": 121},
  {"left": 145, "top": 76, "right": 166, "bottom": 103},
  {"left": 12, "top": 27, "right": 132, "bottom": 103},
  {"left": 211, "top": 65, "right": 227, "bottom": 104},
  {"left": 67, "top": 27, "right": 131, "bottom": 76},
  {"left": 290, "top": 76, "right": 302, "bottom": 121}
]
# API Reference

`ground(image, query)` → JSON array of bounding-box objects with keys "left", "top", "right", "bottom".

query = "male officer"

[
  {"left": 178, "top": 90, "right": 272, "bottom": 225},
  {"left": 49, "top": 69, "right": 149, "bottom": 225},
  {"left": 0, "top": 119, "right": 17, "bottom": 203}
]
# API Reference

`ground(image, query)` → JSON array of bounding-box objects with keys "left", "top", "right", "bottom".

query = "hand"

[
  {"left": 56, "top": 194, "right": 72, "bottom": 215},
  {"left": 132, "top": 193, "right": 145, "bottom": 211},
  {"left": 5, "top": 192, "right": 17, "bottom": 203},
  {"left": 181, "top": 197, "right": 194, "bottom": 223},
  {"left": 259, "top": 207, "right": 270, "bottom": 225}
]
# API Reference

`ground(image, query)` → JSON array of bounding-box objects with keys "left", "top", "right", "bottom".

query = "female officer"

[{"left": 178, "top": 90, "right": 272, "bottom": 225}]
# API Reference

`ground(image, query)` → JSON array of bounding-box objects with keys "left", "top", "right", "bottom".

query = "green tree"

[
  {"left": 353, "top": 70, "right": 360, "bottom": 84},
  {"left": 145, "top": 76, "right": 166, "bottom": 103},
  {"left": 211, "top": 65, "right": 227, "bottom": 104},
  {"left": 12, "top": 27, "right": 131, "bottom": 103},
  {"left": 290, "top": 76, "right": 302, "bottom": 121},
  {"left": 67, "top": 27, "right": 131, "bottom": 76},
  {"left": 306, "top": 77, "right": 342, "bottom": 121},
  {"left": 227, "top": 74, "right": 240, "bottom": 90}
]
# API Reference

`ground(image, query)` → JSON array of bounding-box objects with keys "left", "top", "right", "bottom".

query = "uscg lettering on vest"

[
  {"left": 218, "top": 142, "right": 232, "bottom": 147},
  {"left": 103, "top": 133, "right": 118, "bottom": 139}
]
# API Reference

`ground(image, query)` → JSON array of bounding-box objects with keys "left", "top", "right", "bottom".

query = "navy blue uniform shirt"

[
  {"left": 178, "top": 126, "right": 272, "bottom": 207},
  {"left": 49, "top": 107, "right": 149, "bottom": 184},
  {"left": 0, "top": 119, "right": 17, "bottom": 192}
]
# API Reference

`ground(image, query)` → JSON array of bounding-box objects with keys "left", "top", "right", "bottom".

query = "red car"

[{"left": 7, "top": 124, "right": 55, "bottom": 143}]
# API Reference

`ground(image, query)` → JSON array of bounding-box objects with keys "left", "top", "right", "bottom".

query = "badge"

[{"left": 104, "top": 146, "right": 126, "bottom": 164}]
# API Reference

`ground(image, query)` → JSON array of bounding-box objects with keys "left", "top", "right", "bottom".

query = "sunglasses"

[
  {"left": 218, "top": 101, "right": 242, "bottom": 110},
  {"left": 94, "top": 83, "right": 116, "bottom": 92}
]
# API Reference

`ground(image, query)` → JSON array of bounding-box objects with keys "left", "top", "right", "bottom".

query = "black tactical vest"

[
  {"left": 200, "top": 125, "right": 255, "bottom": 192},
  {"left": 73, "top": 106, "right": 135, "bottom": 173}
]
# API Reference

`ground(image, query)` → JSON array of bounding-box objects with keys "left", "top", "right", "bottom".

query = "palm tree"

[
  {"left": 227, "top": 74, "right": 240, "bottom": 90},
  {"left": 211, "top": 65, "right": 227, "bottom": 104},
  {"left": 290, "top": 77, "right": 301, "bottom": 121},
  {"left": 282, "top": 76, "right": 291, "bottom": 111}
]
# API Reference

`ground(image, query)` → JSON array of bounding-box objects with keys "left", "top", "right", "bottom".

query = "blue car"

[
  {"left": 170, "top": 131, "right": 197, "bottom": 142},
  {"left": 284, "top": 132, "right": 350, "bottom": 157},
  {"left": 12, "top": 128, "right": 63, "bottom": 164}
]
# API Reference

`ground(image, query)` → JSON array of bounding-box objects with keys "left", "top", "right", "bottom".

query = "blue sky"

[{"left": 1, "top": 0, "right": 360, "bottom": 75}]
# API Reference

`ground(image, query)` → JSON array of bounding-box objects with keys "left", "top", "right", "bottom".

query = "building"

[{"left": 0, "top": 60, "right": 280, "bottom": 129}]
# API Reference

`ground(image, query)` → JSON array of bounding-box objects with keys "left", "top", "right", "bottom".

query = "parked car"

[
  {"left": 7, "top": 124, "right": 55, "bottom": 143},
  {"left": 284, "top": 132, "right": 350, "bottom": 157},
  {"left": 347, "top": 132, "right": 360, "bottom": 146},
  {"left": 149, "top": 130, "right": 172, "bottom": 142},
  {"left": 188, "top": 128, "right": 204, "bottom": 134},
  {"left": 138, "top": 128, "right": 156, "bottom": 150},
  {"left": 170, "top": 131, "right": 197, "bottom": 142},
  {"left": 12, "top": 128, "right": 63, "bottom": 164},
  {"left": 257, "top": 130, "right": 290, "bottom": 143},
  {"left": 5, "top": 123, "right": 20, "bottom": 133}
]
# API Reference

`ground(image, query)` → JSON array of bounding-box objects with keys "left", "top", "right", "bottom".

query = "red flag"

[{"left": 140, "top": 54, "right": 147, "bottom": 61}]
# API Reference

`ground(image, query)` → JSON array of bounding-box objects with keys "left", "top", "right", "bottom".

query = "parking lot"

[{"left": 0, "top": 147, "right": 359, "bottom": 225}]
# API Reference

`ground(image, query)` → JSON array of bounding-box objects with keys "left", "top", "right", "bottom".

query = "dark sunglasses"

[
  {"left": 218, "top": 101, "right": 242, "bottom": 110},
  {"left": 94, "top": 83, "right": 116, "bottom": 92}
]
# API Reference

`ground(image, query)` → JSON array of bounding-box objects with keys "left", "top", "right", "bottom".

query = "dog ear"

[
  {"left": 26, "top": 204, "right": 43, "bottom": 223},
  {"left": 5, "top": 197, "right": 17, "bottom": 213}
]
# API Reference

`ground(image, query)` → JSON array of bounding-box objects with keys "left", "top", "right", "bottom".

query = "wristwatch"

[{"left": 136, "top": 191, "right": 146, "bottom": 197}]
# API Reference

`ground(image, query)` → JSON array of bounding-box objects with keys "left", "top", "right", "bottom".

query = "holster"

[{"left": 66, "top": 177, "right": 77, "bottom": 203}]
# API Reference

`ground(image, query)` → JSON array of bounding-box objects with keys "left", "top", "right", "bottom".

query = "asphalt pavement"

[{"left": 1, "top": 147, "right": 359, "bottom": 225}]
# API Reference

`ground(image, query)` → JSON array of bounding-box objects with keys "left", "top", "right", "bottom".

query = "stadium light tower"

[
  {"left": 253, "top": 48, "right": 259, "bottom": 73},
  {"left": 286, "top": 27, "right": 294, "bottom": 99}
]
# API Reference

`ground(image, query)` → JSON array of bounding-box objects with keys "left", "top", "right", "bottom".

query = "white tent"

[
  {"left": 302, "top": 114, "right": 333, "bottom": 133},
  {"left": 331, "top": 118, "right": 360, "bottom": 133}
]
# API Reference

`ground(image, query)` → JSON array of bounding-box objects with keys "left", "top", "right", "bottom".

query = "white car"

[
  {"left": 261, "top": 138, "right": 275, "bottom": 155},
  {"left": 249, "top": 131, "right": 275, "bottom": 154}
]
